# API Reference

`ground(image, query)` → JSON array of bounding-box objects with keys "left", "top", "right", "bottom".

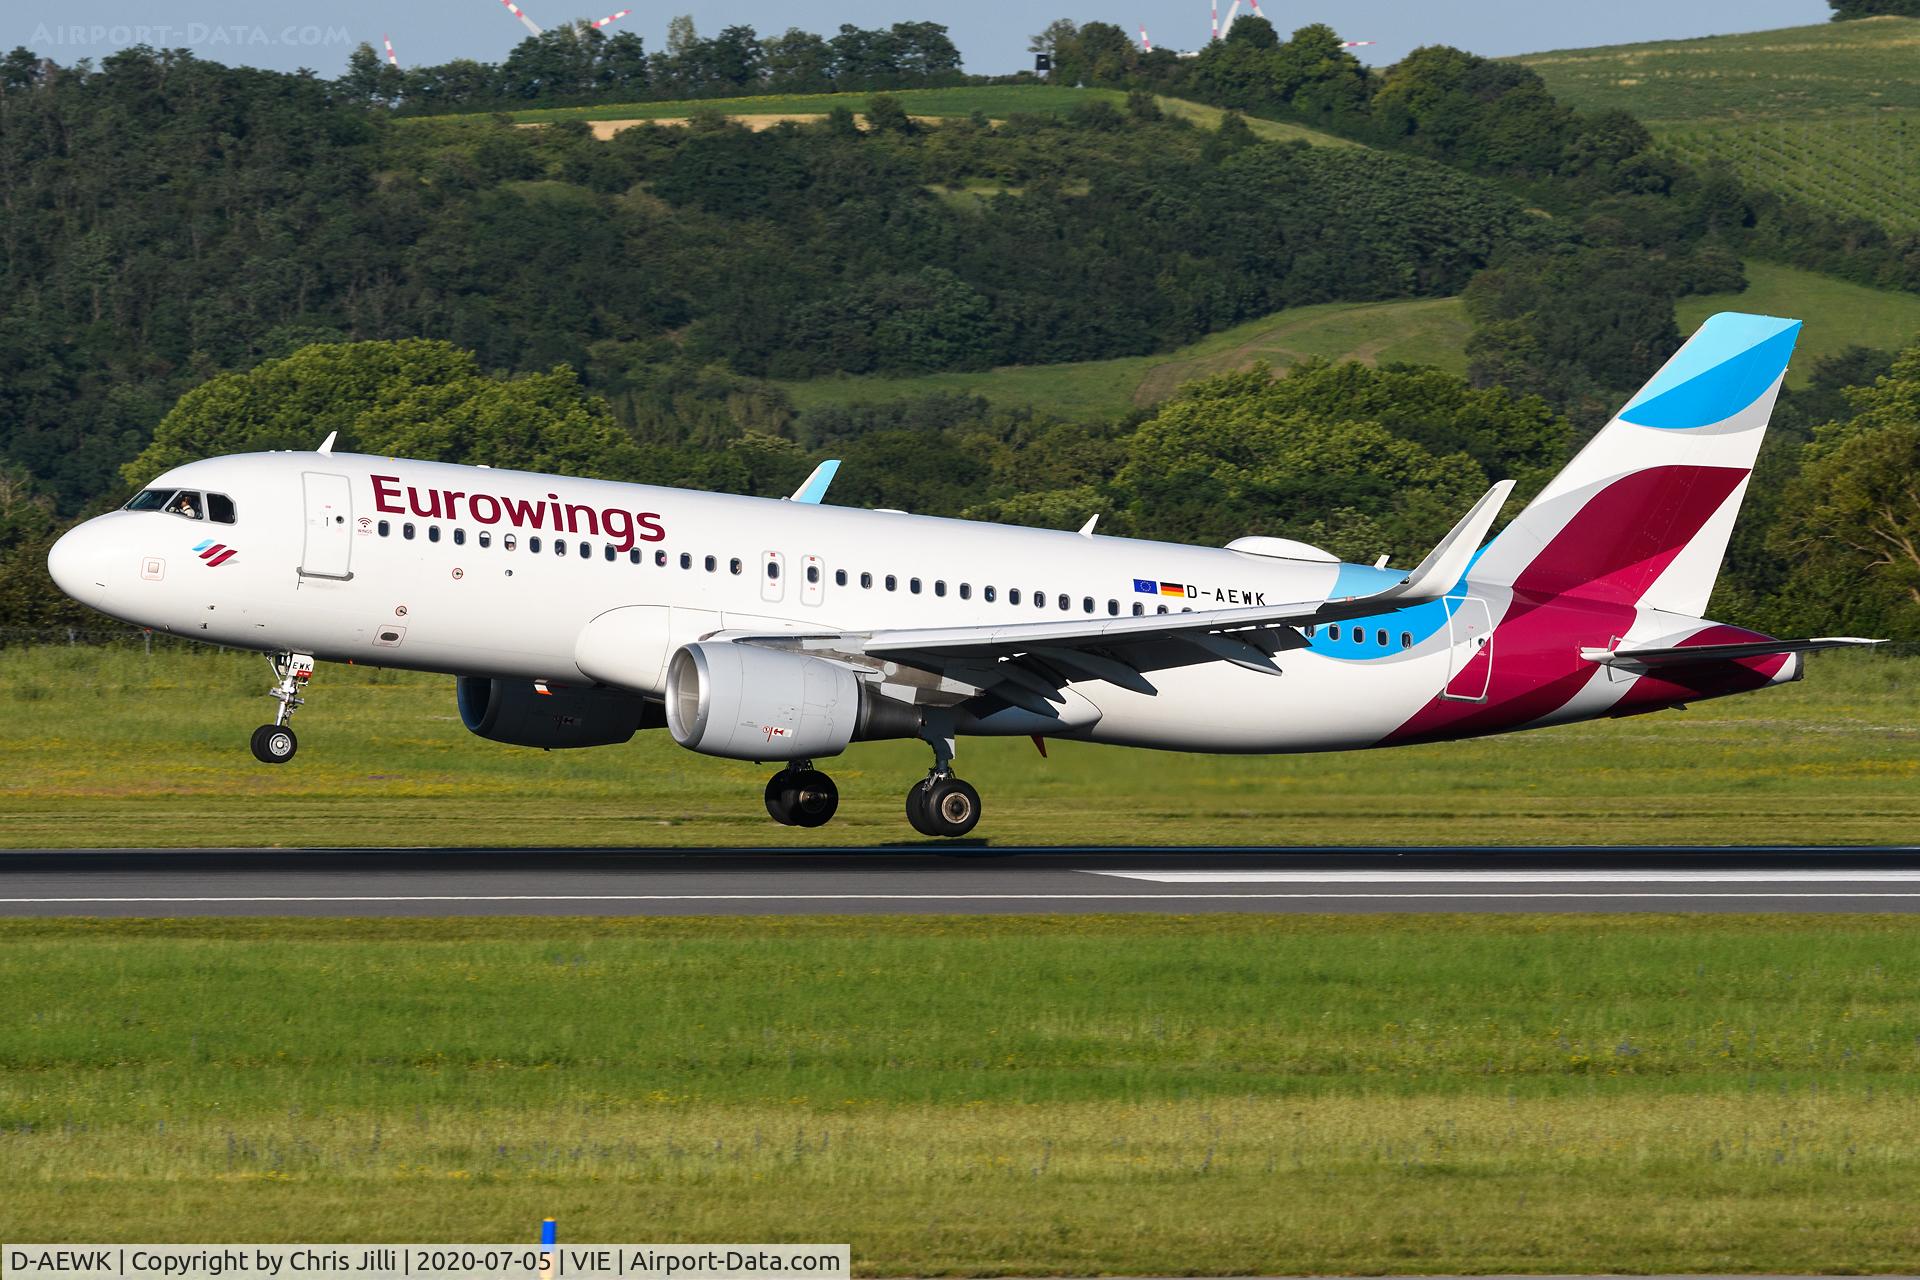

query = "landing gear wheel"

[
  {"left": 908, "top": 776, "right": 980, "bottom": 838},
  {"left": 766, "top": 768, "right": 839, "bottom": 828},
  {"left": 250, "top": 723, "right": 297, "bottom": 764}
]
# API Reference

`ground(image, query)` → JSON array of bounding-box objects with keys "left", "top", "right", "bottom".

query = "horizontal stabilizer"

[{"left": 1582, "top": 637, "right": 1883, "bottom": 669}]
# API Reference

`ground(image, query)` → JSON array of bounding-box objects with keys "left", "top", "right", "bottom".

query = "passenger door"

[
  {"left": 299, "top": 472, "right": 354, "bottom": 580},
  {"left": 1441, "top": 595, "right": 1493, "bottom": 702}
]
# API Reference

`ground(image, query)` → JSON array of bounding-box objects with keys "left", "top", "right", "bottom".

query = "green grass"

[
  {"left": 475, "top": 86, "right": 1358, "bottom": 150},
  {"left": 1658, "top": 112, "right": 1920, "bottom": 234},
  {"left": 1678, "top": 261, "right": 1920, "bottom": 385},
  {"left": 781, "top": 296, "right": 1469, "bottom": 418},
  {"left": 5, "top": 914, "right": 1920, "bottom": 1268},
  {"left": 1514, "top": 18, "right": 1920, "bottom": 123},
  {"left": 0, "top": 643, "right": 1914, "bottom": 847}
]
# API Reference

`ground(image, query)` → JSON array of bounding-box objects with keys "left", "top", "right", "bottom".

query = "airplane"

[{"left": 47, "top": 312, "right": 1879, "bottom": 837}]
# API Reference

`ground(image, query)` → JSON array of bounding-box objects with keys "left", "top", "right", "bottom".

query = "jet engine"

[
  {"left": 456, "top": 676, "right": 663, "bottom": 749},
  {"left": 665, "top": 641, "right": 919, "bottom": 761}
]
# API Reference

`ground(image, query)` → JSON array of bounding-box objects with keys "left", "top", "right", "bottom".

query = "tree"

[
  {"left": 1028, "top": 20, "right": 1079, "bottom": 55},
  {"left": 124, "top": 341, "right": 642, "bottom": 486},
  {"left": 1771, "top": 341, "right": 1920, "bottom": 637},
  {"left": 1829, "top": 0, "right": 1920, "bottom": 15},
  {"left": 765, "top": 29, "right": 834, "bottom": 91}
]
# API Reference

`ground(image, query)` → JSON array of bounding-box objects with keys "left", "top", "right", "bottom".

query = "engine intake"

[
  {"left": 457, "top": 676, "right": 663, "bottom": 749},
  {"left": 665, "top": 641, "right": 918, "bottom": 761}
]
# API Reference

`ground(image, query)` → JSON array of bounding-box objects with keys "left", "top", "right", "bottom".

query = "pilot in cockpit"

[{"left": 167, "top": 492, "right": 199, "bottom": 519}]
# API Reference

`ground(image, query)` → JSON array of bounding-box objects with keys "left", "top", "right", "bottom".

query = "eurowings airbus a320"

[{"left": 48, "top": 312, "right": 1877, "bottom": 836}]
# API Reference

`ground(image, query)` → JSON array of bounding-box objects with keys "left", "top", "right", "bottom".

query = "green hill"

[
  {"left": 1516, "top": 20, "right": 1920, "bottom": 235},
  {"left": 780, "top": 296, "right": 1469, "bottom": 417},
  {"left": 1514, "top": 17, "right": 1920, "bottom": 122},
  {"left": 488, "top": 85, "right": 1361, "bottom": 148}
]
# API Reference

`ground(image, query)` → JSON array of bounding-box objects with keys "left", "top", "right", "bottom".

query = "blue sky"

[{"left": 5, "top": 0, "right": 1833, "bottom": 79}]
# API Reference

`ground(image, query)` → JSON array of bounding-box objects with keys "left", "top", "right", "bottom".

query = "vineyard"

[
  {"left": 1656, "top": 113, "right": 1920, "bottom": 233},
  {"left": 1515, "top": 17, "right": 1920, "bottom": 122}
]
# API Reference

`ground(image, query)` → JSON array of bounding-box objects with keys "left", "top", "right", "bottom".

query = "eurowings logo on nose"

[{"left": 192, "top": 538, "right": 237, "bottom": 567}]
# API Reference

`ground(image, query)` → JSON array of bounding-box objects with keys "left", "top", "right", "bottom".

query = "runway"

[{"left": 2, "top": 845, "right": 1919, "bottom": 916}]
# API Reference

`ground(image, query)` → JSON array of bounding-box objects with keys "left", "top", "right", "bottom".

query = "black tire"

[
  {"left": 786, "top": 769, "right": 839, "bottom": 828},
  {"left": 250, "top": 723, "right": 297, "bottom": 764},
  {"left": 920, "top": 776, "right": 981, "bottom": 838},
  {"left": 905, "top": 780, "right": 934, "bottom": 836},
  {"left": 765, "top": 772, "right": 797, "bottom": 825}
]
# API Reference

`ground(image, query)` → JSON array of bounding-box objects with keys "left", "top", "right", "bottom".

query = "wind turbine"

[
  {"left": 1139, "top": 24, "right": 1152, "bottom": 52},
  {"left": 382, "top": 34, "right": 399, "bottom": 66},
  {"left": 495, "top": 0, "right": 543, "bottom": 37},
  {"left": 592, "top": 9, "right": 633, "bottom": 28}
]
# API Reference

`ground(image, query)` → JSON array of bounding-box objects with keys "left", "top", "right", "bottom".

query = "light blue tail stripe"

[{"left": 1619, "top": 313, "right": 1801, "bottom": 430}]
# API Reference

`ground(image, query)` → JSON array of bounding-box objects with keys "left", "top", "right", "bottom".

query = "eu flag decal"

[{"left": 1132, "top": 579, "right": 1158, "bottom": 595}]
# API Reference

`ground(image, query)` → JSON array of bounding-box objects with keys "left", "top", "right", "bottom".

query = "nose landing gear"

[
  {"left": 250, "top": 651, "right": 314, "bottom": 764},
  {"left": 765, "top": 762, "right": 839, "bottom": 828}
]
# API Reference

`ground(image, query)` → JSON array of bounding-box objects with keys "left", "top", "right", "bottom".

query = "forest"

[{"left": 1, "top": 20, "right": 1916, "bottom": 642}]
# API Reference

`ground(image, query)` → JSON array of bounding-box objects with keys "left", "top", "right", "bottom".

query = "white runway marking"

[{"left": 1086, "top": 869, "right": 1920, "bottom": 884}]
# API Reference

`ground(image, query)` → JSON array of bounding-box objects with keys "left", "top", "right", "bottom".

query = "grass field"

[
  {"left": 5, "top": 914, "right": 1920, "bottom": 1268},
  {"left": 1514, "top": 17, "right": 1920, "bottom": 122},
  {"left": 781, "top": 296, "right": 1469, "bottom": 418},
  {"left": 0, "top": 642, "right": 1913, "bottom": 848},
  {"left": 484, "top": 86, "right": 1358, "bottom": 150},
  {"left": 1679, "top": 261, "right": 1920, "bottom": 382}
]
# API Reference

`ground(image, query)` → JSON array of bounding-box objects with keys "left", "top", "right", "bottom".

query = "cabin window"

[
  {"left": 704, "top": 555, "right": 717, "bottom": 572},
  {"left": 1057, "top": 594, "right": 1070, "bottom": 611},
  {"left": 933, "top": 579, "right": 946, "bottom": 597},
  {"left": 910, "top": 577, "right": 922, "bottom": 594},
  {"left": 1108, "top": 599, "right": 1119, "bottom": 616},
  {"left": 377, "top": 520, "right": 390, "bottom": 537},
  {"left": 1156, "top": 605, "right": 1169, "bottom": 614},
  {"left": 731, "top": 558, "right": 744, "bottom": 575},
  {"left": 528, "top": 536, "right": 540, "bottom": 553},
  {"left": 504, "top": 534, "right": 517, "bottom": 551},
  {"left": 629, "top": 548, "right": 641, "bottom": 564},
  {"left": 1400, "top": 631, "right": 1413, "bottom": 649},
  {"left": 1082, "top": 596, "right": 1094, "bottom": 614},
  {"left": 681, "top": 553, "right": 692, "bottom": 570},
  {"left": 428, "top": 526, "right": 441, "bottom": 543},
  {"left": 807, "top": 564, "right": 821, "bottom": 584},
  {"left": 959, "top": 583, "right": 971, "bottom": 600},
  {"left": 1377, "top": 629, "right": 1389, "bottom": 646},
  {"left": 765, "top": 559, "right": 779, "bottom": 579},
  {"left": 578, "top": 542, "right": 590, "bottom": 559},
  {"left": 985, "top": 586, "right": 997, "bottom": 603},
  {"left": 885, "top": 575, "right": 897, "bottom": 592},
  {"left": 1037, "top": 591, "right": 1048, "bottom": 610},
  {"left": 603, "top": 544, "right": 615, "bottom": 561},
  {"left": 479, "top": 530, "right": 492, "bottom": 548},
  {"left": 1352, "top": 628, "right": 1364, "bottom": 645},
  {"left": 1132, "top": 602, "right": 1144, "bottom": 616},
  {"left": 1304, "top": 624, "right": 1316, "bottom": 637},
  {"left": 861, "top": 572, "right": 873, "bottom": 589},
  {"left": 454, "top": 529, "right": 467, "bottom": 546},
  {"left": 207, "top": 494, "right": 236, "bottom": 524},
  {"left": 403, "top": 523, "right": 416, "bottom": 540},
  {"left": 655, "top": 550, "right": 667, "bottom": 567},
  {"left": 835, "top": 569, "right": 848, "bottom": 586},
  {"left": 555, "top": 539, "right": 567, "bottom": 557},
  {"left": 1328, "top": 624, "right": 1340, "bottom": 640},
  {"left": 1008, "top": 588, "right": 1020, "bottom": 605}
]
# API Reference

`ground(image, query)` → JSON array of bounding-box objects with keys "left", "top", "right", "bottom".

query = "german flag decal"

[{"left": 192, "top": 538, "right": 237, "bottom": 567}]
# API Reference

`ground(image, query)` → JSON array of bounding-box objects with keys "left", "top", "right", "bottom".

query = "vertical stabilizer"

[{"left": 1473, "top": 312, "right": 1800, "bottom": 616}]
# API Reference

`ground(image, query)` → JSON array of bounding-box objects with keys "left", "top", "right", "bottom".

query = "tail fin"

[{"left": 1474, "top": 312, "right": 1801, "bottom": 615}]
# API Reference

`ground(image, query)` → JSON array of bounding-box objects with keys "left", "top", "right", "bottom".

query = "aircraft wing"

[{"left": 732, "top": 482, "right": 1513, "bottom": 709}]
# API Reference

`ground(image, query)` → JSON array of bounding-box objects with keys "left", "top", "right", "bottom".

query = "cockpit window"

[
  {"left": 125, "top": 489, "right": 174, "bottom": 512},
  {"left": 165, "top": 491, "right": 204, "bottom": 519},
  {"left": 207, "top": 493, "right": 236, "bottom": 524}
]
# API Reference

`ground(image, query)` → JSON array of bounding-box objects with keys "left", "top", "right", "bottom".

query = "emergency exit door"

[{"left": 300, "top": 472, "right": 354, "bottom": 580}]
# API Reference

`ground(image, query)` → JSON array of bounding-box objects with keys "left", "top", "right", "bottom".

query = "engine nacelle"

[
  {"left": 665, "top": 641, "right": 917, "bottom": 761},
  {"left": 456, "top": 676, "right": 663, "bottom": 749}
]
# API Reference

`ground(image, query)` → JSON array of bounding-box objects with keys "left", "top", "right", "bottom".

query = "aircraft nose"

[{"left": 46, "top": 520, "right": 115, "bottom": 609}]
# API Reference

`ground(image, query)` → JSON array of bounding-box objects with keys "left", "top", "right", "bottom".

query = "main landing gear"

[
  {"left": 758, "top": 710, "right": 984, "bottom": 838},
  {"left": 765, "top": 762, "right": 840, "bottom": 828},
  {"left": 250, "top": 651, "right": 314, "bottom": 764},
  {"left": 904, "top": 708, "right": 981, "bottom": 838}
]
